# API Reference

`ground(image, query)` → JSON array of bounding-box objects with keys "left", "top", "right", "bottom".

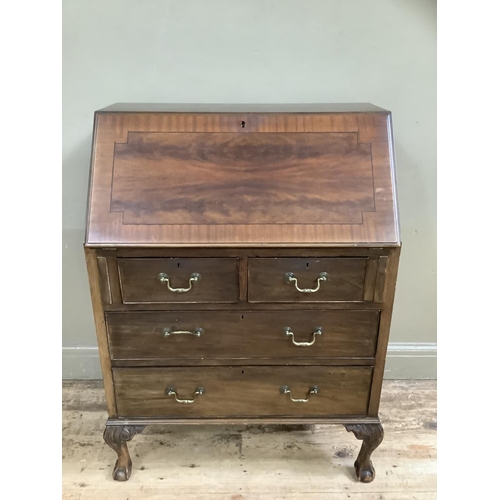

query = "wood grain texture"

[
  {"left": 373, "top": 256, "right": 389, "bottom": 303},
  {"left": 106, "top": 416, "right": 379, "bottom": 426},
  {"left": 248, "top": 257, "right": 368, "bottom": 303},
  {"left": 113, "top": 366, "right": 372, "bottom": 418},
  {"left": 84, "top": 247, "right": 117, "bottom": 416},
  {"left": 106, "top": 309, "right": 380, "bottom": 361},
  {"left": 238, "top": 255, "right": 248, "bottom": 302},
  {"left": 99, "top": 247, "right": 390, "bottom": 258},
  {"left": 362, "top": 257, "right": 378, "bottom": 301},
  {"left": 110, "top": 132, "right": 374, "bottom": 225},
  {"left": 106, "top": 255, "right": 123, "bottom": 304},
  {"left": 104, "top": 301, "right": 383, "bottom": 313},
  {"left": 368, "top": 247, "right": 401, "bottom": 416},
  {"left": 117, "top": 258, "right": 239, "bottom": 304},
  {"left": 62, "top": 380, "right": 436, "bottom": 499},
  {"left": 85, "top": 109, "right": 399, "bottom": 246},
  {"left": 96, "top": 255, "right": 111, "bottom": 305}
]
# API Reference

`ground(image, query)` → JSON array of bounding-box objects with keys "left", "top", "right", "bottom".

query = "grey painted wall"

[{"left": 63, "top": 0, "right": 436, "bottom": 379}]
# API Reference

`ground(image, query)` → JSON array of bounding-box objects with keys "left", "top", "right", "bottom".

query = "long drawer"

[
  {"left": 113, "top": 366, "right": 373, "bottom": 418},
  {"left": 106, "top": 310, "right": 379, "bottom": 361}
]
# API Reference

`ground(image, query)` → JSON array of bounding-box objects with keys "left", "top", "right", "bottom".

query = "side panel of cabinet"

[
  {"left": 84, "top": 247, "right": 117, "bottom": 417},
  {"left": 367, "top": 247, "right": 401, "bottom": 416}
]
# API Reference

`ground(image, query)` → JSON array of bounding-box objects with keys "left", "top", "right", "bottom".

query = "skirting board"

[{"left": 62, "top": 343, "right": 437, "bottom": 380}]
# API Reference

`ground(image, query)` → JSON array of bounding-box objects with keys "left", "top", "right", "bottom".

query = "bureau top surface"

[
  {"left": 85, "top": 104, "right": 400, "bottom": 247},
  {"left": 96, "top": 103, "right": 389, "bottom": 113}
]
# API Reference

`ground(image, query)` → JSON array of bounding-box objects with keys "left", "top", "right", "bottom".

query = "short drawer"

[
  {"left": 248, "top": 258, "right": 368, "bottom": 303},
  {"left": 117, "top": 258, "right": 239, "bottom": 304},
  {"left": 113, "top": 366, "right": 372, "bottom": 418},
  {"left": 107, "top": 310, "right": 379, "bottom": 361}
]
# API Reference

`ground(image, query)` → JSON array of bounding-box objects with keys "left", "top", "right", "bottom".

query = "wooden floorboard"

[{"left": 62, "top": 380, "right": 437, "bottom": 499}]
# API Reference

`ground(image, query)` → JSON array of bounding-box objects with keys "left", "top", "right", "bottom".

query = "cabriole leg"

[
  {"left": 344, "top": 423, "right": 384, "bottom": 483},
  {"left": 103, "top": 425, "right": 145, "bottom": 481}
]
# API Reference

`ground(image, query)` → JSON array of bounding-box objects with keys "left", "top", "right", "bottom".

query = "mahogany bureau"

[{"left": 84, "top": 103, "right": 401, "bottom": 483}]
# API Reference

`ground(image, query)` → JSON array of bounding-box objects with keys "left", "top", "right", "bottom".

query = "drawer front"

[
  {"left": 107, "top": 310, "right": 379, "bottom": 361},
  {"left": 114, "top": 366, "right": 372, "bottom": 418},
  {"left": 248, "top": 258, "right": 368, "bottom": 303},
  {"left": 117, "top": 258, "right": 239, "bottom": 304}
]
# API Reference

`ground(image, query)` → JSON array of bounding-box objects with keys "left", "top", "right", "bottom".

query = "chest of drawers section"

[{"left": 86, "top": 245, "right": 399, "bottom": 481}]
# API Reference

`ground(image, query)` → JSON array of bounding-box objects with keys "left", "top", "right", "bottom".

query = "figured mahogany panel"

[
  {"left": 85, "top": 108, "right": 399, "bottom": 246},
  {"left": 111, "top": 132, "right": 374, "bottom": 226},
  {"left": 113, "top": 366, "right": 372, "bottom": 418}
]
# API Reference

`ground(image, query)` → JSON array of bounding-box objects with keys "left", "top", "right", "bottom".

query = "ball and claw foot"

[
  {"left": 103, "top": 425, "right": 146, "bottom": 481},
  {"left": 344, "top": 423, "right": 384, "bottom": 483},
  {"left": 112, "top": 457, "right": 131, "bottom": 482}
]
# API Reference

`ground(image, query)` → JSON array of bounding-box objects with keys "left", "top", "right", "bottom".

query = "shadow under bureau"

[{"left": 84, "top": 103, "right": 401, "bottom": 483}]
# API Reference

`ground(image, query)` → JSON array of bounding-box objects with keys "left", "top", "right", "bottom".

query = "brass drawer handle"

[
  {"left": 166, "top": 386, "right": 205, "bottom": 404},
  {"left": 283, "top": 326, "right": 322, "bottom": 346},
  {"left": 284, "top": 272, "right": 329, "bottom": 293},
  {"left": 163, "top": 327, "right": 204, "bottom": 338},
  {"left": 157, "top": 272, "right": 201, "bottom": 293},
  {"left": 279, "top": 385, "right": 319, "bottom": 403}
]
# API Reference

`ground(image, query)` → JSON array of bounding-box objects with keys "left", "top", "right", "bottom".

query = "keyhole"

[
  {"left": 240, "top": 121, "right": 245, "bottom": 128},
  {"left": 306, "top": 262, "right": 309, "bottom": 269},
  {"left": 241, "top": 370, "right": 245, "bottom": 374},
  {"left": 241, "top": 315, "right": 244, "bottom": 320},
  {"left": 177, "top": 263, "right": 180, "bottom": 269}
]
